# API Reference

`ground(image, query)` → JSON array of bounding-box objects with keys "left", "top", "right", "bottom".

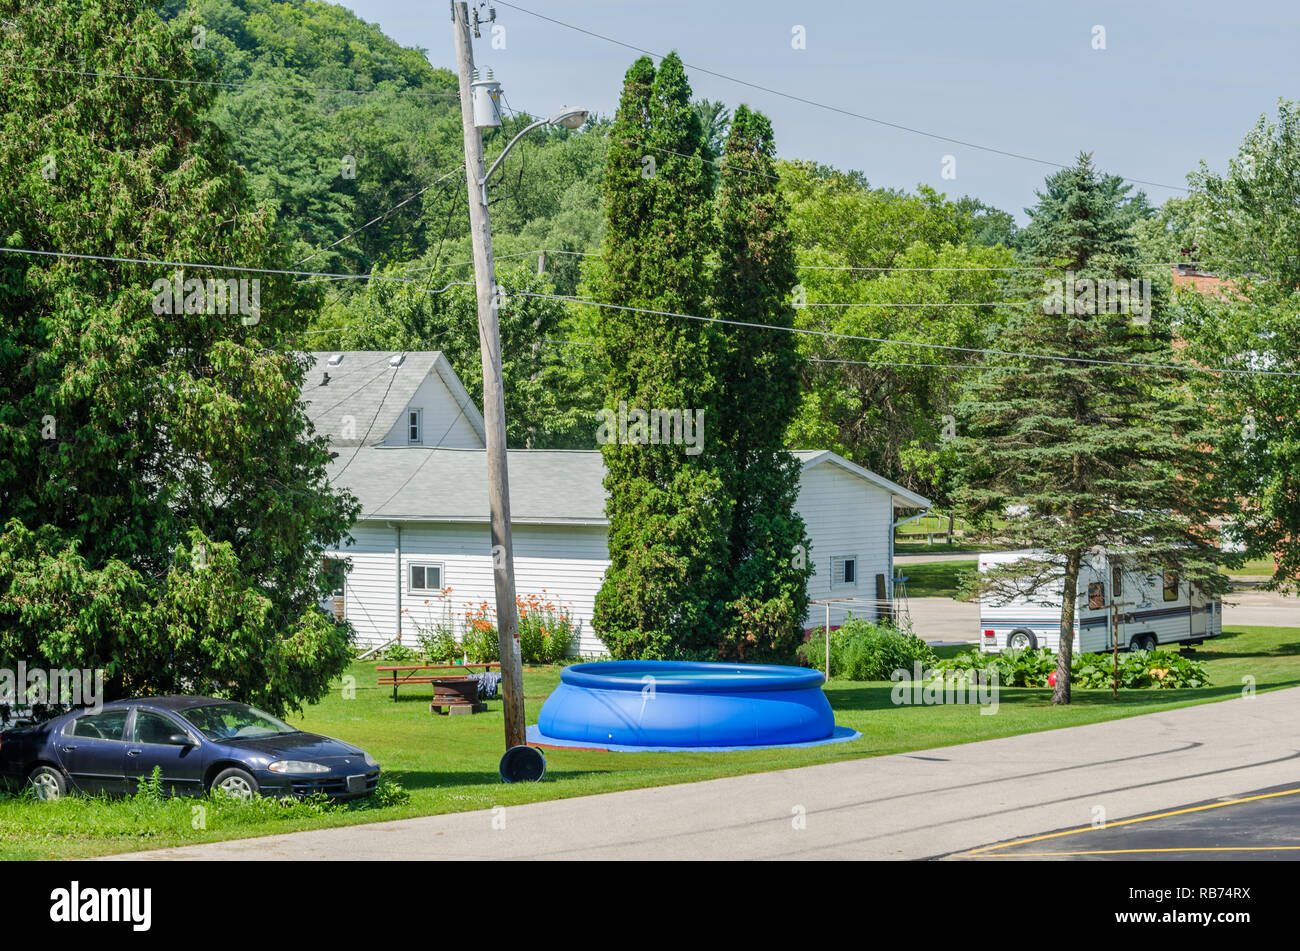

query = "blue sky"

[{"left": 338, "top": 0, "right": 1299, "bottom": 221}]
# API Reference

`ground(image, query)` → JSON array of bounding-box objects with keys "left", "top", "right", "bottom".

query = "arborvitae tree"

[
  {"left": 955, "top": 154, "right": 1227, "bottom": 704},
  {"left": 591, "top": 53, "right": 730, "bottom": 658},
  {"left": 710, "top": 105, "right": 810, "bottom": 661},
  {"left": 0, "top": 0, "right": 357, "bottom": 712}
]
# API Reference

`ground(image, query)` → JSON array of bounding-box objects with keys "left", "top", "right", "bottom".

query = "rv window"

[
  {"left": 1163, "top": 571, "right": 1179, "bottom": 602},
  {"left": 1088, "top": 582, "right": 1105, "bottom": 610},
  {"left": 1112, "top": 565, "right": 1122, "bottom": 599}
]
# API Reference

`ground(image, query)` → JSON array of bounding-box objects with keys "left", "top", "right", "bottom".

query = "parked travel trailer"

[{"left": 978, "top": 549, "right": 1222, "bottom": 654}]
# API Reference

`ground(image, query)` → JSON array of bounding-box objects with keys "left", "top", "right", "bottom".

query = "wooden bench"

[{"left": 376, "top": 663, "right": 501, "bottom": 705}]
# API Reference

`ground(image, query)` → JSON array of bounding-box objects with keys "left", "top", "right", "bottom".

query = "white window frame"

[
  {"left": 832, "top": 555, "right": 858, "bottom": 587},
  {"left": 408, "top": 408, "right": 423, "bottom": 444},
  {"left": 408, "top": 562, "right": 444, "bottom": 594}
]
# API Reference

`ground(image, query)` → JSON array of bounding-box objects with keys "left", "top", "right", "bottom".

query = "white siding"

[
  {"left": 330, "top": 520, "right": 609, "bottom": 656},
  {"left": 794, "top": 462, "right": 895, "bottom": 629},
  {"left": 382, "top": 372, "right": 482, "bottom": 448},
  {"left": 330, "top": 459, "right": 899, "bottom": 654}
]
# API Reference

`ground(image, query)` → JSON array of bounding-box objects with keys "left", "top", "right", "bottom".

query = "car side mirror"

[{"left": 169, "top": 733, "right": 196, "bottom": 746}]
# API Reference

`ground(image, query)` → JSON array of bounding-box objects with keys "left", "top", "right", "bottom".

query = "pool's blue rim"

[
  {"left": 524, "top": 724, "right": 861, "bottom": 753},
  {"left": 559, "top": 660, "right": 827, "bottom": 693}
]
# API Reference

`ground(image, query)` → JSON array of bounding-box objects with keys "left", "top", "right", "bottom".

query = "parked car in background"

[{"left": 0, "top": 695, "right": 380, "bottom": 802}]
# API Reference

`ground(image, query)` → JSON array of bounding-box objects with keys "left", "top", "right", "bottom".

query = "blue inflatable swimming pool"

[{"left": 534, "top": 660, "right": 841, "bottom": 749}]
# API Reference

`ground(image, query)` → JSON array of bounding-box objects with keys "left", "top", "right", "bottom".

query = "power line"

[
  {"left": 330, "top": 356, "right": 405, "bottom": 483},
  {"left": 0, "top": 62, "right": 460, "bottom": 99},
  {"left": 799, "top": 301, "right": 1032, "bottom": 308},
  {"left": 296, "top": 166, "right": 465, "bottom": 266},
  {"left": 494, "top": 1, "right": 1189, "bottom": 193},
  {"left": 0, "top": 246, "right": 429, "bottom": 284},
  {"left": 509, "top": 290, "right": 1300, "bottom": 378}
]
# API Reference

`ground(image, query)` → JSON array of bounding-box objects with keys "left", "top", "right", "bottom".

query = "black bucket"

[{"left": 499, "top": 745, "right": 546, "bottom": 783}]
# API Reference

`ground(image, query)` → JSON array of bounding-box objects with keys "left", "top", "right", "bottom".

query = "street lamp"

[{"left": 477, "top": 105, "right": 590, "bottom": 204}]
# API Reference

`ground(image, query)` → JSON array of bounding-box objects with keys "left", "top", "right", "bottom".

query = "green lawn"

[
  {"left": 897, "top": 559, "right": 978, "bottom": 599},
  {"left": 3, "top": 625, "right": 1297, "bottom": 859}
]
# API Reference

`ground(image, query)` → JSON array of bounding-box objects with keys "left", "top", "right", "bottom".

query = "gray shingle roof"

[
  {"left": 329, "top": 447, "right": 608, "bottom": 523},
  {"left": 329, "top": 447, "right": 930, "bottom": 525},
  {"left": 300, "top": 351, "right": 485, "bottom": 447}
]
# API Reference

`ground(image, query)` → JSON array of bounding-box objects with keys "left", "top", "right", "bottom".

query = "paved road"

[
  {"left": 960, "top": 781, "right": 1300, "bottom": 860},
  {"left": 895, "top": 552, "right": 986, "bottom": 565},
  {"left": 111, "top": 686, "right": 1300, "bottom": 861}
]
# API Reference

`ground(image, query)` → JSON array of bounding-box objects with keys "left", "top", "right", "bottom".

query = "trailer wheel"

[
  {"left": 1129, "top": 633, "right": 1157, "bottom": 652},
  {"left": 1007, "top": 629, "right": 1038, "bottom": 650}
]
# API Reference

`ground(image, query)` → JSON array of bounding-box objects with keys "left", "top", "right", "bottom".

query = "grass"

[
  {"left": 3, "top": 625, "right": 1297, "bottom": 859},
  {"left": 896, "top": 559, "right": 978, "bottom": 599},
  {"left": 1224, "top": 556, "right": 1279, "bottom": 578}
]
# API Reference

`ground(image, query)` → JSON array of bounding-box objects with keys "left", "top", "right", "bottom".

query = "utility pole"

[{"left": 451, "top": 0, "right": 525, "bottom": 751}]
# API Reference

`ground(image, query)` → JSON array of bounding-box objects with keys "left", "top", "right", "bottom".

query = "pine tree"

[
  {"left": 955, "top": 154, "right": 1227, "bottom": 704},
  {"left": 710, "top": 105, "right": 810, "bottom": 661},
  {"left": 0, "top": 0, "right": 358, "bottom": 712},
  {"left": 591, "top": 53, "right": 730, "bottom": 658}
]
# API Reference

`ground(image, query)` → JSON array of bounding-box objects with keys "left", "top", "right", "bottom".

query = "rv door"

[{"left": 1190, "top": 583, "right": 1208, "bottom": 637}]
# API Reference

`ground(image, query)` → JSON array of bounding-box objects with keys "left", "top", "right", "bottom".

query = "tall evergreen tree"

[
  {"left": 591, "top": 53, "right": 729, "bottom": 658},
  {"left": 0, "top": 0, "right": 357, "bottom": 712},
  {"left": 710, "top": 105, "right": 810, "bottom": 661},
  {"left": 955, "top": 154, "right": 1227, "bottom": 704}
]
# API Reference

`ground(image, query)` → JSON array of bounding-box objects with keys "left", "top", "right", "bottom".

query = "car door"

[
  {"left": 56, "top": 709, "right": 131, "bottom": 794},
  {"left": 123, "top": 709, "right": 206, "bottom": 796}
]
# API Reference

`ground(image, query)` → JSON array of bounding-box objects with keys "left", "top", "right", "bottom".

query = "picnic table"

[{"left": 375, "top": 663, "right": 501, "bottom": 713}]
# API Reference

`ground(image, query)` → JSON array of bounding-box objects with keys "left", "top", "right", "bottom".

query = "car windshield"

[{"left": 180, "top": 703, "right": 298, "bottom": 741}]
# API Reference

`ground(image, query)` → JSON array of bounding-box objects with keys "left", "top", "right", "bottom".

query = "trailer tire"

[
  {"left": 1129, "top": 633, "right": 1157, "bottom": 652},
  {"left": 1007, "top": 629, "right": 1038, "bottom": 651}
]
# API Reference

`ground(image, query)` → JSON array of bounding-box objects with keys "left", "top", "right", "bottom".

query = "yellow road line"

[
  {"left": 964, "top": 786, "right": 1300, "bottom": 856},
  {"left": 988, "top": 846, "right": 1300, "bottom": 857}
]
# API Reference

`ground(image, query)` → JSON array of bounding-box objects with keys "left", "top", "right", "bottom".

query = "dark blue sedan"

[{"left": 0, "top": 696, "right": 380, "bottom": 802}]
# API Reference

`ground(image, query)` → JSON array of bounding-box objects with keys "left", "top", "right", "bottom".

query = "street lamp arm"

[{"left": 480, "top": 117, "right": 549, "bottom": 191}]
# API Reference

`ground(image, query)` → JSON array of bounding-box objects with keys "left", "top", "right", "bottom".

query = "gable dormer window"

[{"left": 408, "top": 408, "right": 422, "bottom": 444}]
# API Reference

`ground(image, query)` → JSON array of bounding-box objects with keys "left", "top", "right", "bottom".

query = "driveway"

[
  {"left": 904, "top": 590, "right": 1297, "bottom": 644},
  {"left": 109, "top": 686, "right": 1300, "bottom": 861}
]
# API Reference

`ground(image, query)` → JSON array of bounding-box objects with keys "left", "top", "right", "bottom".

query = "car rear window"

[{"left": 68, "top": 709, "right": 129, "bottom": 741}]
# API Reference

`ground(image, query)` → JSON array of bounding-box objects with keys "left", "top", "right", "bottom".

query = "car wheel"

[
  {"left": 28, "top": 765, "right": 67, "bottom": 802},
  {"left": 211, "top": 767, "right": 259, "bottom": 801},
  {"left": 1008, "top": 629, "right": 1038, "bottom": 650}
]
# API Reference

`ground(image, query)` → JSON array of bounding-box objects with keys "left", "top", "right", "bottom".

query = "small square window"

[
  {"left": 409, "top": 563, "right": 442, "bottom": 592},
  {"left": 1088, "top": 582, "right": 1105, "bottom": 610},
  {"left": 832, "top": 556, "right": 857, "bottom": 587}
]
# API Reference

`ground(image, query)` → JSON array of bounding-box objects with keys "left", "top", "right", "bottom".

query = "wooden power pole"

[{"left": 451, "top": 1, "right": 525, "bottom": 751}]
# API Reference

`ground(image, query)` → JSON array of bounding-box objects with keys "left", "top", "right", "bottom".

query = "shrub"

[
  {"left": 516, "top": 592, "right": 579, "bottom": 664},
  {"left": 416, "top": 624, "right": 459, "bottom": 663},
  {"left": 383, "top": 643, "right": 418, "bottom": 663},
  {"left": 410, "top": 589, "right": 460, "bottom": 661},
  {"left": 798, "top": 617, "right": 937, "bottom": 681},
  {"left": 932, "top": 647, "right": 1210, "bottom": 689}
]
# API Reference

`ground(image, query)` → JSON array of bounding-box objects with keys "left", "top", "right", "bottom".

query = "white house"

[{"left": 310, "top": 353, "right": 931, "bottom": 653}]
